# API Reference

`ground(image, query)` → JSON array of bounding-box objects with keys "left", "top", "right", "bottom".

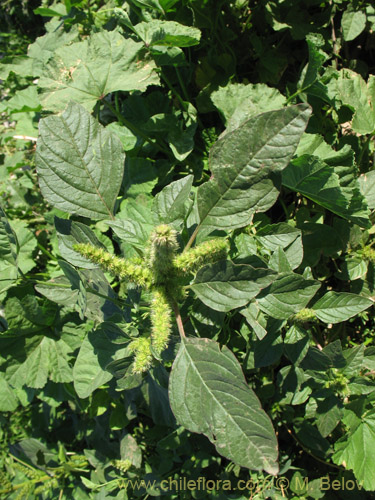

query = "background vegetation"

[{"left": 1, "top": 0, "right": 375, "bottom": 498}]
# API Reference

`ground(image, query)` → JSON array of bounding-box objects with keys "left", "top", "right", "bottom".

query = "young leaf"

[
  {"left": 153, "top": 175, "right": 193, "bottom": 226},
  {"left": 196, "top": 104, "right": 311, "bottom": 233},
  {"left": 36, "top": 102, "right": 125, "bottom": 220},
  {"left": 169, "top": 337, "right": 279, "bottom": 474}
]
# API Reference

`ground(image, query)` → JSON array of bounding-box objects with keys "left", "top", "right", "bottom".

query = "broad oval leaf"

[
  {"left": 341, "top": 9, "right": 366, "bottom": 42},
  {"left": 312, "top": 291, "right": 373, "bottom": 324},
  {"left": 196, "top": 104, "right": 311, "bottom": 233},
  {"left": 169, "top": 337, "right": 279, "bottom": 474},
  {"left": 191, "top": 260, "right": 277, "bottom": 312},
  {"left": 256, "top": 273, "right": 321, "bottom": 320},
  {"left": 36, "top": 102, "right": 125, "bottom": 220}
]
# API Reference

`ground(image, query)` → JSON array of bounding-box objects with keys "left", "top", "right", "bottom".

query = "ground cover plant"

[{"left": 2, "top": 0, "right": 375, "bottom": 498}]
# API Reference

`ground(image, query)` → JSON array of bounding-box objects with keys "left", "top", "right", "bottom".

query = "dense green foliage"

[{"left": 2, "top": 0, "right": 375, "bottom": 498}]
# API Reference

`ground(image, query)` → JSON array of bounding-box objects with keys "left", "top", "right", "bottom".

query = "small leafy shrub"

[{"left": 2, "top": 1, "right": 375, "bottom": 499}]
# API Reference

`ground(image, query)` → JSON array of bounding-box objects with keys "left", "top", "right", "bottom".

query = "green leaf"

[
  {"left": 123, "top": 158, "right": 158, "bottom": 198},
  {"left": 284, "top": 325, "right": 310, "bottom": 365},
  {"left": 335, "top": 70, "right": 375, "bottom": 135},
  {"left": 38, "top": 31, "right": 160, "bottom": 111},
  {"left": 36, "top": 102, "right": 125, "bottom": 220},
  {"left": 0, "top": 206, "right": 18, "bottom": 266},
  {"left": 191, "top": 260, "right": 277, "bottom": 312},
  {"left": 341, "top": 8, "right": 367, "bottom": 41},
  {"left": 312, "top": 292, "right": 373, "bottom": 324},
  {"left": 256, "top": 223, "right": 303, "bottom": 270},
  {"left": 0, "top": 373, "right": 19, "bottom": 411},
  {"left": 107, "top": 122, "right": 138, "bottom": 152},
  {"left": 282, "top": 155, "right": 370, "bottom": 228},
  {"left": 335, "top": 256, "right": 367, "bottom": 281},
  {"left": 35, "top": 276, "right": 79, "bottom": 307},
  {"left": 153, "top": 175, "right": 193, "bottom": 226},
  {"left": 27, "top": 26, "right": 80, "bottom": 77},
  {"left": 33, "top": 7, "right": 65, "bottom": 17},
  {"left": 169, "top": 337, "right": 279, "bottom": 474},
  {"left": 333, "top": 414, "right": 375, "bottom": 490},
  {"left": 0, "top": 56, "right": 34, "bottom": 80},
  {"left": 196, "top": 105, "right": 311, "bottom": 234},
  {"left": 105, "top": 219, "right": 153, "bottom": 251},
  {"left": 120, "top": 433, "right": 142, "bottom": 468},
  {"left": 8, "top": 336, "right": 73, "bottom": 389},
  {"left": 298, "top": 33, "right": 328, "bottom": 92},
  {"left": 359, "top": 170, "right": 375, "bottom": 209},
  {"left": 211, "top": 82, "right": 286, "bottom": 131},
  {"left": 73, "top": 325, "right": 129, "bottom": 399},
  {"left": 299, "top": 222, "right": 346, "bottom": 267},
  {"left": 135, "top": 20, "right": 201, "bottom": 47},
  {"left": 256, "top": 274, "right": 320, "bottom": 320},
  {"left": 10, "top": 219, "right": 38, "bottom": 274},
  {"left": 55, "top": 217, "right": 105, "bottom": 269},
  {"left": 128, "top": 0, "right": 164, "bottom": 13},
  {"left": 6, "top": 86, "right": 41, "bottom": 114},
  {"left": 0, "top": 207, "right": 19, "bottom": 293}
]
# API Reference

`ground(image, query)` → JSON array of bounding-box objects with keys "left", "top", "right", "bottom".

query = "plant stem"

[
  {"left": 162, "top": 72, "right": 188, "bottom": 112},
  {"left": 37, "top": 242, "right": 58, "bottom": 261},
  {"left": 183, "top": 225, "right": 200, "bottom": 252},
  {"left": 171, "top": 299, "right": 186, "bottom": 339},
  {"left": 283, "top": 425, "right": 344, "bottom": 470}
]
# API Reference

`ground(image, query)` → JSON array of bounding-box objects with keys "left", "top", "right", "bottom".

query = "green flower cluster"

[
  {"left": 73, "top": 225, "right": 228, "bottom": 373},
  {"left": 73, "top": 243, "right": 152, "bottom": 287},
  {"left": 292, "top": 308, "right": 317, "bottom": 324},
  {"left": 173, "top": 238, "right": 229, "bottom": 274}
]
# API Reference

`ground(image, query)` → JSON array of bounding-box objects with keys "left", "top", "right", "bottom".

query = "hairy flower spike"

[
  {"left": 148, "top": 224, "right": 179, "bottom": 280},
  {"left": 292, "top": 308, "right": 317, "bottom": 323},
  {"left": 73, "top": 243, "right": 152, "bottom": 287},
  {"left": 173, "top": 238, "right": 229, "bottom": 274},
  {"left": 113, "top": 459, "right": 132, "bottom": 473},
  {"left": 360, "top": 246, "right": 375, "bottom": 262},
  {"left": 129, "top": 337, "right": 153, "bottom": 373},
  {"left": 151, "top": 288, "right": 172, "bottom": 355}
]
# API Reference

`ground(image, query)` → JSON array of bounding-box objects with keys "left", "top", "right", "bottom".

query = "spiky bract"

[
  {"left": 73, "top": 228, "right": 229, "bottom": 374},
  {"left": 73, "top": 243, "right": 152, "bottom": 287},
  {"left": 128, "top": 337, "right": 153, "bottom": 373},
  {"left": 148, "top": 224, "right": 179, "bottom": 281},
  {"left": 173, "top": 238, "right": 228, "bottom": 274},
  {"left": 151, "top": 289, "right": 172, "bottom": 355}
]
